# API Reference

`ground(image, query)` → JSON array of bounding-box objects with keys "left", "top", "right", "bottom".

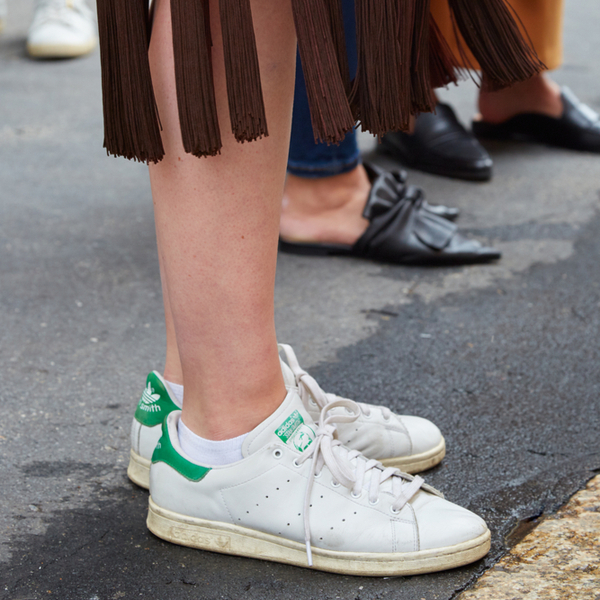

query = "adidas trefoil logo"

[{"left": 140, "top": 383, "right": 162, "bottom": 413}]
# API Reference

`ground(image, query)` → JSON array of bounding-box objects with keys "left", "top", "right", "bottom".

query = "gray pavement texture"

[{"left": 1, "top": 0, "right": 600, "bottom": 599}]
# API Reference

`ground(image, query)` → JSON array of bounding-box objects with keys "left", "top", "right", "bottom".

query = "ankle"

[
  {"left": 163, "top": 355, "right": 183, "bottom": 387},
  {"left": 180, "top": 367, "right": 287, "bottom": 441},
  {"left": 280, "top": 166, "right": 370, "bottom": 245},
  {"left": 478, "top": 74, "right": 562, "bottom": 124},
  {"left": 284, "top": 166, "right": 370, "bottom": 214}
]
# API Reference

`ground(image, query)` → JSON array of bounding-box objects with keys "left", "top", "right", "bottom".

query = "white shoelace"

[
  {"left": 295, "top": 397, "right": 427, "bottom": 566},
  {"left": 279, "top": 343, "right": 393, "bottom": 420}
]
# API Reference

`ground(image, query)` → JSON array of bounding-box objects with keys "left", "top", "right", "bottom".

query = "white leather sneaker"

[
  {"left": 128, "top": 346, "right": 446, "bottom": 489},
  {"left": 147, "top": 391, "right": 490, "bottom": 576},
  {"left": 27, "top": 0, "right": 97, "bottom": 58},
  {"left": 279, "top": 344, "right": 446, "bottom": 473}
]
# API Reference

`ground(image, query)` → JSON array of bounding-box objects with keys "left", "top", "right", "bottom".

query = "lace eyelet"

[
  {"left": 273, "top": 449, "right": 283, "bottom": 459},
  {"left": 314, "top": 470, "right": 322, "bottom": 479},
  {"left": 350, "top": 491, "right": 361, "bottom": 499},
  {"left": 309, "top": 398, "right": 317, "bottom": 406},
  {"left": 292, "top": 459, "right": 301, "bottom": 468},
  {"left": 390, "top": 506, "right": 400, "bottom": 515},
  {"left": 331, "top": 480, "right": 340, "bottom": 488},
  {"left": 368, "top": 498, "right": 379, "bottom": 506}
]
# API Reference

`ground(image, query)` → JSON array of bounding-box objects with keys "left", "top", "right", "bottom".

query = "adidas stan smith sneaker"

[
  {"left": 279, "top": 344, "right": 445, "bottom": 473},
  {"left": 128, "top": 345, "right": 446, "bottom": 489},
  {"left": 147, "top": 391, "right": 490, "bottom": 576}
]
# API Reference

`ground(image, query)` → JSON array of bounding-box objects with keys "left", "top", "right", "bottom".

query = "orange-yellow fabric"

[{"left": 430, "top": 0, "right": 564, "bottom": 71}]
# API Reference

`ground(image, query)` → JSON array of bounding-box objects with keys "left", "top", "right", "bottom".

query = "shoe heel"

[{"left": 127, "top": 449, "right": 151, "bottom": 489}]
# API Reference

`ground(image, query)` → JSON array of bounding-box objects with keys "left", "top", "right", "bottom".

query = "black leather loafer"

[
  {"left": 472, "top": 87, "right": 600, "bottom": 153},
  {"left": 380, "top": 103, "right": 493, "bottom": 182},
  {"left": 279, "top": 165, "right": 500, "bottom": 266}
]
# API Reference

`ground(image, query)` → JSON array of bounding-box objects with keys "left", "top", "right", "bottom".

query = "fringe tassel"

[
  {"left": 96, "top": 0, "right": 164, "bottom": 163},
  {"left": 429, "top": 15, "right": 462, "bottom": 89},
  {"left": 219, "top": 0, "right": 268, "bottom": 143},
  {"left": 447, "top": 0, "right": 545, "bottom": 91},
  {"left": 323, "top": 0, "right": 351, "bottom": 93},
  {"left": 292, "top": 0, "right": 355, "bottom": 144},
  {"left": 170, "top": 0, "right": 221, "bottom": 157},
  {"left": 353, "top": 0, "right": 413, "bottom": 135},
  {"left": 410, "top": 0, "right": 436, "bottom": 114}
]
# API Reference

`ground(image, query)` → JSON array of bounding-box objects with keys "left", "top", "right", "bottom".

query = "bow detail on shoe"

[
  {"left": 359, "top": 164, "right": 458, "bottom": 253},
  {"left": 295, "top": 397, "right": 434, "bottom": 566},
  {"left": 362, "top": 166, "right": 411, "bottom": 221}
]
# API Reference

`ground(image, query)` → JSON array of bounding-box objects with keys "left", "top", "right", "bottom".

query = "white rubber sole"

[
  {"left": 127, "top": 449, "right": 151, "bottom": 490},
  {"left": 27, "top": 39, "right": 96, "bottom": 58},
  {"left": 147, "top": 497, "right": 490, "bottom": 576},
  {"left": 129, "top": 437, "right": 446, "bottom": 491},
  {"left": 380, "top": 437, "right": 446, "bottom": 473}
]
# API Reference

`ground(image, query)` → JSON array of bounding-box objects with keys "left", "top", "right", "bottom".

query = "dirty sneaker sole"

[
  {"left": 147, "top": 497, "right": 490, "bottom": 576},
  {"left": 380, "top": 437, "right": 446, "bottom": 473}
]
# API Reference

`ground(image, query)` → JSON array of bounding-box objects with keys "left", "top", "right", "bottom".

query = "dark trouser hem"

[{"left": 287, "top": 156, "right": 361, "bottom": 179}]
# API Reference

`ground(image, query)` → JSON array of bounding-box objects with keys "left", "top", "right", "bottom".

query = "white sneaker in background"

[
  {"left": 27, "top": 0, "right": 97, "bottom": 58},
  {"left": 0, "top": 0, "right": 7, "bottom": 33},
  {"left": 147, "top": 392, "right": 490, "bottom": 575}
]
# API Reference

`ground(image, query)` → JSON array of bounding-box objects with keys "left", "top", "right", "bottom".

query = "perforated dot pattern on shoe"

[{"left": 220, "top": 453, "right": 398, "bottom": 552}]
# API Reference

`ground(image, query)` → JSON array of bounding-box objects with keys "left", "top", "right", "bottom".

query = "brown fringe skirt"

[{"left": 95, "top": 0, "right": 544, "bottom": 164}]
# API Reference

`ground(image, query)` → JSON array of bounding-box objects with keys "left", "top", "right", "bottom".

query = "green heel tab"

[
  {"left": 134, "top": 371, "right": 180, "bottom": 427},
  {"left": 152, "top": 419, "right": 211, "bottom": 482}
]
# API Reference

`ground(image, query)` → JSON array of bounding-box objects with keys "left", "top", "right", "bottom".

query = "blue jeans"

[{"left": 287, "top": 0, "right": 359, "bottom": 179}]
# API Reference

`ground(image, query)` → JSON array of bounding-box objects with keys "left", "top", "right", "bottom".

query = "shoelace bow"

[
  {"left": 279, "top": 343, "right": 392, "bottom": 420},
  {"left": 295, "top": 397, "right": 426, "bottom": 567}
]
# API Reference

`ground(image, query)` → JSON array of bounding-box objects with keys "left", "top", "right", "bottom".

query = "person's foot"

[
  {"left": 280, "top": 164, "right": 500, "bottom": 265},
  {"left": 477, "top": 74, "right": 563, "bottom": 124},
  {"left": 474, "top": 80, "right": 600, "bottom": 154},
  {"left": 380, "top": 104, "right": 493, "bottom": 182},
  {"left": 27, "top": 0, "right": 97, "bottom": 59},
  {"left": 128, "top": 344, "right": 447, "bottom": 489},
  {"left": 281, "top": 167, "right": 372, "bottom": 247},
  {"left": 147, "top": 391, "right": 490, "bottom": 575}
]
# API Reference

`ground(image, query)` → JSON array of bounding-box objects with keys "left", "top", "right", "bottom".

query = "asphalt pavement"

[{"left": 1, "top": 1, "right": 599, "bottom": 598}]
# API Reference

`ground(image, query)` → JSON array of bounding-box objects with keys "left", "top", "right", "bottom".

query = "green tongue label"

[{"left": 275, "top": 410, "right": 315, "bottom": 452}]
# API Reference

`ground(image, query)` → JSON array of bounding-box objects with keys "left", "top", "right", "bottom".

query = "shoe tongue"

[
  {"left": 242, "top": 390, "right": 317, "bottom": 458},
  {"left": 280, "top": 357, "right": 297, "bottom": 389}
]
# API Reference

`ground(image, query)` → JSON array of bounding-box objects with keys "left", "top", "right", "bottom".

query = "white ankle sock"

[
  {"left": 178, "top": 419, "right": 247, "bottom": 466},
  {"left": 164, "top": 379, "right": 184, "bottom": 407}
]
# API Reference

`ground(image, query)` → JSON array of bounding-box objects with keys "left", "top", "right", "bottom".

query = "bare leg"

[
  {"left": 157, "top": 235, "right": 182, "bottom": 385},
  {"left": 478, "top": 73, "right": 562, "bottom": 124},
  {"left": 149, "top": 0, "right": 297, "bottom": 440}
]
